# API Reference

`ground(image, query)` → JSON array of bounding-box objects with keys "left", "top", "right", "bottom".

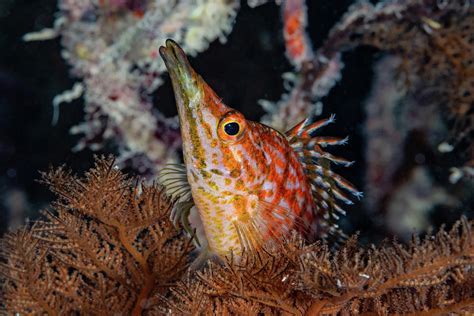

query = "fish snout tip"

[
  {"left": 158, "top": 45, "right": 167, "bottom": 61},
  {"left": 159, "top": 39, "right": 175, "bottom": 63},
  {"left": 159, "top": 39, "right": 202, "bottom": 107},
  {"left": 159, "top": 39, "right": 188, "bottom": 65},
  {"left": 165, "top": 38, "right": 179, "bottom": 49}
]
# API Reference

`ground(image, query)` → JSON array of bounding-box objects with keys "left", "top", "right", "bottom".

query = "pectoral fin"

[
  {"left": 232, "top": 198, "right": 312, "bottom": 253},
  {"left": 158, "top": 164, "right": 206, "bottom": 247}
]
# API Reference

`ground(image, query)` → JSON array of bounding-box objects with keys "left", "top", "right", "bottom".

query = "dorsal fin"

[{"left": 286, "top": 114, "right": 363, "bottom": 241}]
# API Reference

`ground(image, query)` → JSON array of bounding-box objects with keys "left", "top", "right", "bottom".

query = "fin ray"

[
  {"left": 230, "top": 199, "right": 315, "bottom": 254},
  {"left": 158, "top": 163, "right": 207, "bottom": 248},
  {"left": 286, "top": 114, "right": 361, "bottom": 241},
  {"left": 157, "top": 163, "right": 191, "bottom": 203}
]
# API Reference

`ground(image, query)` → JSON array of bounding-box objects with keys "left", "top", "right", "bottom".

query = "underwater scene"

[{"left": 0, "top": 0, "right": 473, "bottom": 314}]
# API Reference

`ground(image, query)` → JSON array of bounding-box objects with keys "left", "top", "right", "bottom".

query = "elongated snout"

[{"left": 159, "top": 39, "right": 201, "bottom": 111}]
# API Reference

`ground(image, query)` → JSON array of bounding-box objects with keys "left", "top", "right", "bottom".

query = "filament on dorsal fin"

[
  {"left": 312, "top": 136, "right": 349, "bottom": 147},
  {"left": 286, "top": 114, "right": 336, "bottom": 139}
]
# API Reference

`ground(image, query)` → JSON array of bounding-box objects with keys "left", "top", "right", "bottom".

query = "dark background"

[{"left": 0, "top": 0, "right": 467, "bottom": 242}]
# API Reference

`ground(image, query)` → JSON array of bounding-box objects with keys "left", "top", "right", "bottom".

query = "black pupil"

[{"left": 224, "top": 122, "right": 240, "bottom": 136}]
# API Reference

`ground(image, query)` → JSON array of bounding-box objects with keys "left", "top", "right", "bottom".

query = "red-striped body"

[
  {"left": 176, "top": 83, "right": 316, "bottom": 256},
  {"left": 159, "top": 40, "right": 360, "bottom": 259}
]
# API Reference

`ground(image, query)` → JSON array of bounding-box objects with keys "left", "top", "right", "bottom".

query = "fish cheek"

[{"left": 220, "top": 145, "right": 241, "bottom": 178}]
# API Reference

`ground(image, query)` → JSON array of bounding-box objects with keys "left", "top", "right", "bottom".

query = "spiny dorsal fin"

[{"left": 286, "top": 114, "right": 363, "bottom": 241}]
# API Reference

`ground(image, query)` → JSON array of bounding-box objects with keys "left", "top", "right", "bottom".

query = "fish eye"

[
  {"left": 224, "top": 122, "right": 240, "bottom": 136},
  {"left": 217, "top": 111, "right": 246, "bottom": 142}
]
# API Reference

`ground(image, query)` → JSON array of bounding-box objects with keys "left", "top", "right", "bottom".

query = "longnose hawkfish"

[{"left": 158, "top": 39, "right": 362, "bottom": 261}]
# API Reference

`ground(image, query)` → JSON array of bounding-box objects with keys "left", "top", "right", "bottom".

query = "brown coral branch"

[
  {"left": 406, "top": 298, "right": 474, "bottom": 316},
  {"left": 1, "top": 157, "right": 193, "bottom": 314},
  {"left": 164, "top": 218, "right": 474, "bottom": 315},
  {"left": 116, "top": 224, "right": 154, "bottom": 316}
]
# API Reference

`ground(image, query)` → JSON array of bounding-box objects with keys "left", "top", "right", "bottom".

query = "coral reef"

[
  {"left": 305, "top": 0, "right": 473, "bottom": 141},
  {"left": 1, "top": 158, "right": 473, "bottom": 315},
  {"left": 24, "top": 0, "right": 474, "bottom": 197},
  {"left": 3, "top": 1, "right": 472, "bottom": 312},
  {"left": 264, "top": 0, "right": 474, "bottom": 138},
  {"left": 25, "top": 0, "right": 242, "bottom": 175},
  {"left": 166, "top": 225, "right": 474, "bottom": 315},
  {"left": 364, "top": 56, "right": 461, "bottom": 234},
  {"left": 335, "top": 0, "right": 474, "bottom": 176},
  {"left": 0, "top": 158, "right": 193, "bottom": 315}
]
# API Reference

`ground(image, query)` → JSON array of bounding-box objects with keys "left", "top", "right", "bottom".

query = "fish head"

[{"left": 160, "top": 39, "right": 262, "bottom": 182}]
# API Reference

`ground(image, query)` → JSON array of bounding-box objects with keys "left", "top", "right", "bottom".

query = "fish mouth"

[{"left": 159, "top": 39, "right": 201, "bottom": 109}]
